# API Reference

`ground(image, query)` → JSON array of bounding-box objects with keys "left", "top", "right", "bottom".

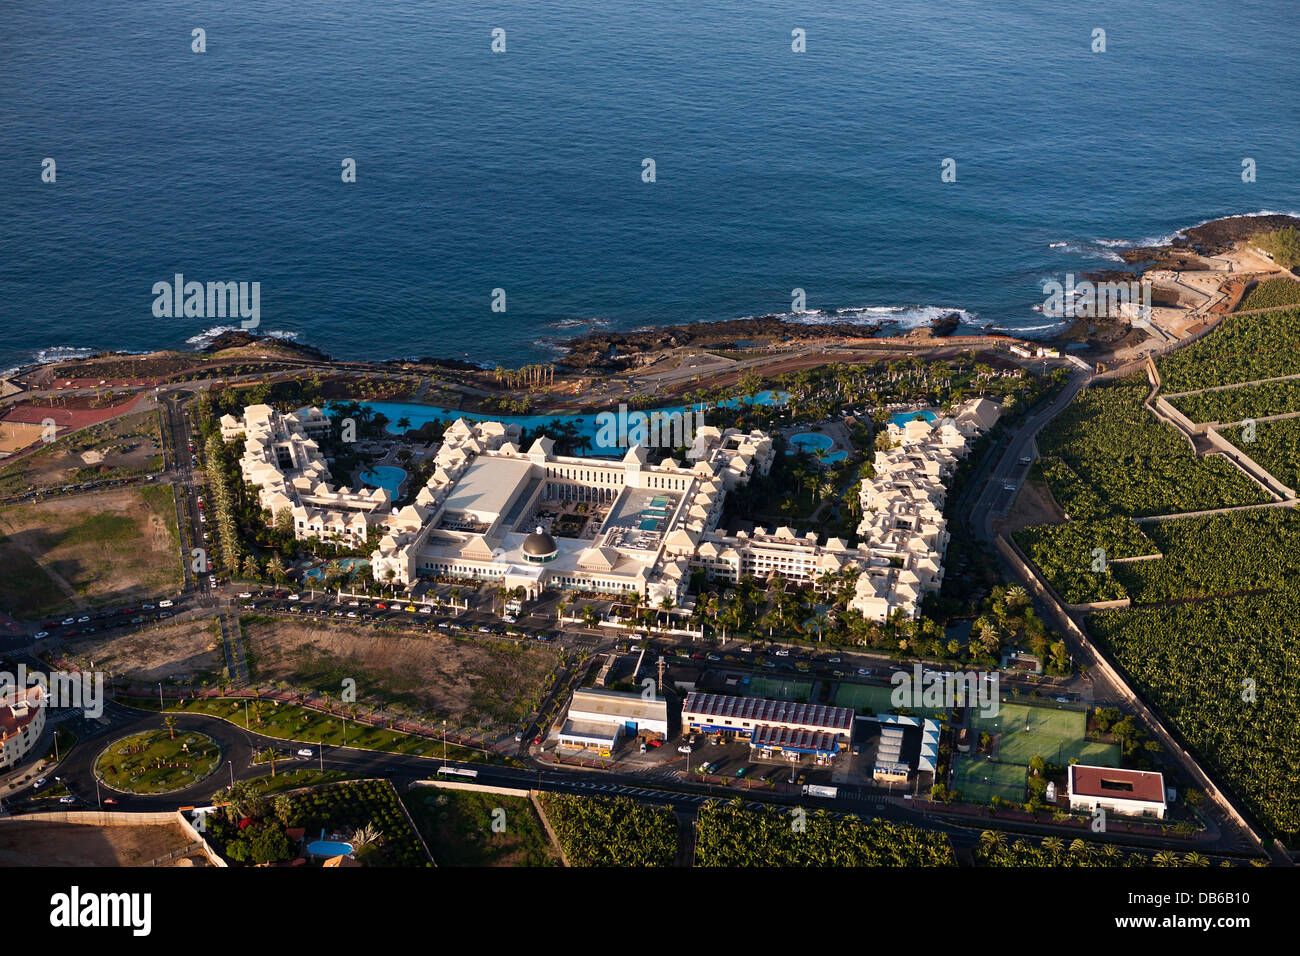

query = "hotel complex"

[
  {"left": 220, "top": 404, "right": 390, "bottom": 547},
  {"left": 222, "top": 398, "right": 998, "bottom": 619},
  {"left": 850, "top": 398, "right": 1001, "bottom": 621}
]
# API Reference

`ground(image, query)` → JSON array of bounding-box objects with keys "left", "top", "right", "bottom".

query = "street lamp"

[{"left": 227, "top": 761, "right": 234, "bottom": 789}]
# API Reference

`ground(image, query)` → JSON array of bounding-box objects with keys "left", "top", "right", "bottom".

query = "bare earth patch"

[
  {"left": 242, "top": 617, "right": 560, "bottom": 731},
  {"left": 998, "top": 478, "right": 1066, "bottom": 535},
  {"left": 61, "top": 618, "right": 224, "bottom": 684},
  {"left": 0, "top": 820, "right": 203, "bottom": 866},
  {"left": 0, "top": 486, "right": 181, "bottom": 619}
]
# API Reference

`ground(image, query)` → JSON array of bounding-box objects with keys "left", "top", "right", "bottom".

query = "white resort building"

[
  {"left": 849, "top": 398, "right": 1001, "bottom": 622},
  {"left": 223, "top": 397, "right": 998, "bottom": 618},
  {"left": 220, "top": 404, "right": 391, "bottom": 547}
]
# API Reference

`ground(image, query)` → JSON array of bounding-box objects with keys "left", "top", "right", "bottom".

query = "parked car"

[
  {"left": 775, "top": 649, "right": 790, "bottom": 657},
  {"left": 857, "top": 667, "right": 872, "bottom": 676},
  {"left": 677, "top": 745, "right": 693, "bottom": 754},
  {"left": 647, "top": 739, "right": 663, "bottom": 748},
  {"left": 238, "top": 592, "right": 252, "bottom": 599},
  {"left": 34, "top": 631, "right": 49, "bottom": 639}
]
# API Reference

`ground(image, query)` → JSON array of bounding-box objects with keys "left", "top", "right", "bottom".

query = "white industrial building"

[
  {"left": 555, "top": 688, "right": 670, "bottom": 755},
  {"left": 1068, "top": 764, "right": 1167, "bottom": 819}
]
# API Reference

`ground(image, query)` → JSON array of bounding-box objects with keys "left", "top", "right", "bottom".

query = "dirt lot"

[
  {"left": 0, "top": 820, "right": 205, "bottom": 866},
  {"left": 241, "top": 617, "right": 561, "bottom": 731},
  {"left": 0, "top": 486, "right": 181, "bottom": 619},
  {"left": 998, "top": 478, "right": 1066, "bottom": 534},
  {"left": 0, "top": 409, "right": 164, "bottom": 495},
  {"left": 61, "top": 618, "right": 224, "bottom": 684}
]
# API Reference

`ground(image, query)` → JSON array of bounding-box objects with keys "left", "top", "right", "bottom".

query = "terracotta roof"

[{"left": 1069, "top": 764, "right": 1165, "bottom": 804}]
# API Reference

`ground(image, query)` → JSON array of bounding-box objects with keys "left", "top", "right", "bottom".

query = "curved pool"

[
  {"left": 787, "top": 432, "right": 847, "bottom": 465},
  {"left": 359, "top": 465, "right": 406, "bottom": 495},
  {"left": 307, "top": 840, "right": 354, "bottom": 857},
  {"left": 889, "top": 409, "right": 937, "bottom": 428}
]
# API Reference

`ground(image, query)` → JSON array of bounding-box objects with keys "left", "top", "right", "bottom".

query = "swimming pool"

[
  {"left": 307, "top": 840, "right": 354, "bottom": 857},
  {"left": 788, "top": 432, "right": 834, "bottom": 454},
  {"left": 359, "top": 465, "right": 406, "bottom": 495},
  {"left": 302, "top": 558, "right": 370, "bottom": 583},
  {"left": 889, "top": 409, "right": 937, "bottom": 428},
  {"left": 787, "top": 432, "right": 847, "bottom": 465},
  {"left": 345, "top": 390, "right": 791, "bottom": 455}
]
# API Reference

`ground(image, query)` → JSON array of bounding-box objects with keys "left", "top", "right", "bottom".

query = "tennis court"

[
  {"left": 952, "top": 755, "right": 1027, "bottom": 805},
  {"left": 747, "top": 676, "right": 812, "bottom": 702},
  {"left": 972, "top": 702, "right": 1119, "bottom": 767},
  {"left": 833, "top": 681, "right": 948, "bottom": 718}
]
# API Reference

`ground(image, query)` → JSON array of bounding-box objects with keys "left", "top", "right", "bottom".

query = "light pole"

[
  {"left": 227, "top": 761, "right": 234, "bottom": 789},
  {"left": 442, "top": 720, "right": 447, "bottom": 766},
  {"left": 158, "top": 682, "right": 163, "bottom": 711}
]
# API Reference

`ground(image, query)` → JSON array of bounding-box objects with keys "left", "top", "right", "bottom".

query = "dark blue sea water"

[{"left": 3, "top": 0, "right": 1299, "bottom": 373}]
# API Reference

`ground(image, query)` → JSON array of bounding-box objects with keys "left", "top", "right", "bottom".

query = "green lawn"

[
  {"left": 403, "top": 788, "right": 560, "bottom": 866},
  {"left": 95, "top": 729, "right": 221, "bottom": 794},
  {"left": 972, "top": 702, "right": 1119, "bottom": 767},
  {"left": 120, "top": 697, "right": 515, "bottom": 766},
  {"left": 952, "top": 755, "right": 1028, "bottom": 805}
]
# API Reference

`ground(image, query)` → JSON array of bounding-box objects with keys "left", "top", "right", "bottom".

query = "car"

[
  {"left": 348, "top": 600, "right": 360, "bottom": 607},
  {"left": 238, "top": 592, "right": 252, "bottom": 599},
  {"left": 639, "top": 742, "right": 648, "bottom": 754},
  {"left": 647, "top": 738, "right": 663, "bottom": 747},
  {"left": 762, "top": 660, "right": 776, "bottom": 669},
  {"left": 103, "top": 798, "right": 117, "bottom": 806},
  {"left": 857, "top": 667, "right": 872, "bottom": 676},
  {"left": 1019, "top": 455, "right": 1033, "bottom": 465},
  {"left": 375, "top": 602, "right": 387, "bottom": 610},
  {"left": 734, "top": 767, "right": 747, "bottom": 778},
  {"left": 34, "top": 631, "right": 49, "bottom": 639},
  {"left": 677, "top": 745, "right": 693, "bottom": 754},
  {"left": 346, "top": 611, "right": 358, "bottom": 618},
  {"left": 533, "top": 735, "right": 543, "bottom": 745},
  {"left": 437, "top": 621, "right": 449, "bottom": 629},
  {"left": 140, "top": 604, "right": 154, "bottom": 610},
  {"left": 59, "top": 795, "right": 78, "bottom": 804},
  {"left": 198, "top": 514, "right": 206, "bottom": 522},
  {"left": 690, "top": 652, "right": 704, "bottom": 660},
  {"left": 296, "top": 748, "right": 314, "bottom": 758},
  {"left": 514, "top": 733, "right": 523, "bottom": 742},
  {"left": 710, "top": 735, "right": 721, "bottom": 746},
  {"left": 775, "top": 649, "right": 790, "bottom": 657},
  {"left": 77, "top": 615, "right": 91, "bottom": 622},
  {"left": 159, "top": 612, "right": 172, "bottom": 619},
  {"left": 159, "top": 599, "right": 174, "bottom": 608},
  {"left": 61, "top": 618, "right": 75, "bottom": 626},
  {"left": 287, "top": 594, "right": 301, "bottom": 601},
  {"left": 739, "top": 645, "right": 753, "bottom": 653},
  {"left": 1003, "top": 483, "right": 1017, "bottom": 491},
  {"left": 130, "top": 616, "right": 144, "bottom": 624},
  {"left": 827, "top": 657, "right": 841, "bottom": 664},
  {"left": 34, "top": 778, "right": 47, "bottom": 789},
  {"left": 706, "top": 653, "right": 721, "bottom": 661},
  {"left": 477, "top": 626, "right": 491, "bottom": 633}
]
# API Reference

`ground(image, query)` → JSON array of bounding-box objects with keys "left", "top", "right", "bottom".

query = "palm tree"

[{"left": 163, "top": 715, "right": 177, "bottom": 740}]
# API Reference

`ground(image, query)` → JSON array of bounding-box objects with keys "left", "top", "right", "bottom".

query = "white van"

[{"left": 158, "top": 599, "right": 174, "bottom": 608}]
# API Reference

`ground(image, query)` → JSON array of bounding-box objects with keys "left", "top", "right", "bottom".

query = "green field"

[
  {"left": 95, "top": 729, "right": 221, "bottom": 794},
  {"left": 952, "top": 756, "right": 1028, "bottom": 805},
  {"left": 748, "top": 676, "right": 812, "bottom": 702},
  {"left": 833, "top": 682, "right": 898, "bottom": 714},
  {"left": 972, "top": 702, "right": 1119, "bottom": 767}
]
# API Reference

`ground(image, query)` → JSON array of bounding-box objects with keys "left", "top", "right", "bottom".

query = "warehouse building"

[
  {"left": 556, "top": 688, "right": 671, "bottom": 756},
  {"left": 683, "top": 692, "right": 854, "bottom": 760},
  {"left": 1068, "top": 764, "right": 1167, "bottom": 819}
]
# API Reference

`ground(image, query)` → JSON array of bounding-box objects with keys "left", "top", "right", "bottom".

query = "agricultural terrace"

[
  {"left": 0, "top": 485, "right": 181, "bottom": 618},
  {"left": 535, "top": 793, "right": 677, "bottom": 867},
  {"left": 1014, "top": 517, "right": 1157, "bottom": 604},
  {"left": 403, "top": 788, "right": 560, "bottom": 866},
  {"left": 693, "top": 800, "right": 954, "bottom": 867},
  {"left": 1224, "top": 417, "right": 1300, "bottom": 491},
  {"left": 1088, "top": 591, "right": 1300, "bottom": 845},
  {"left": 1156, "top": 307, "right": 1300, "bottom": 391},
  {"left": 1236, "top": 277, "right": 1300, "bottom": 312},
  {"left": 240, "top": 616, "right": 561, "bottom": 733},
  {"left": 0, "top": 410, "right": 164, "bottom": 496},
  {"left": 1168, "top": 379, "right": 1300, "bottom": 424},
  {"left": 1036, "top": 382, "right": 1267, "bottom": 518}
]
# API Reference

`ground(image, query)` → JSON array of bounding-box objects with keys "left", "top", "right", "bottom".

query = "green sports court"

[{"left": 972, "top": 701, "right": 1119, "bottom": 767}]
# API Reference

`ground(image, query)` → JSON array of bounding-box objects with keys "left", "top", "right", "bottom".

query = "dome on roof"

[{"left": 521, "top": 526, "right": 558, "bottom": 562}]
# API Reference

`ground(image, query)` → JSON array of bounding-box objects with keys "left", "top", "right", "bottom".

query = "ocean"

[{"left": 2, "top": 0, "right": 1299, "bottom": 374}]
